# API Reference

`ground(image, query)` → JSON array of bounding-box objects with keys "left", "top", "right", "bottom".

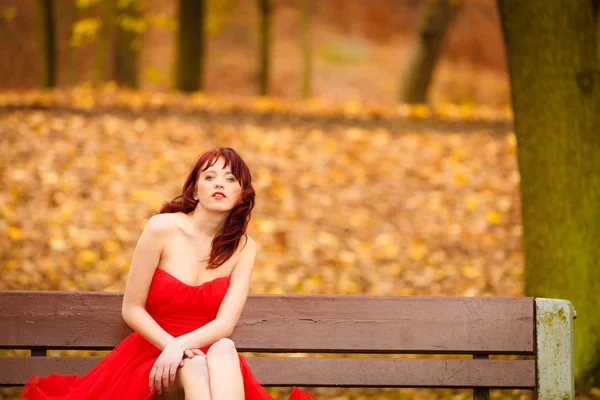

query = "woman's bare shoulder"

[
  {"left": 244, "top": 235, "right": 256, "bottom": 248},
  {"left": 145, "top": 212, "right": 180, "bottom": 234},
  {"left": 238, "top": 235, "right": 256, "bottom": 254}
]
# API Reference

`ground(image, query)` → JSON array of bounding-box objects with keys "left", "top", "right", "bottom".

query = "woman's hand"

[
  {"left": 184, "top": 348, "right": 205, "bottom": 359},
  {"left": 149, "top": 337, "right": 186, "bottom": 395}
]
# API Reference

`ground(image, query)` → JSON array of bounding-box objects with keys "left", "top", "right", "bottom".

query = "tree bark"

[
  {"left": 93, "top": 0, "right": 116, "bottom": 85},
  {"left": 114, "top": 0, "right": 142, "bottom": 88},
  {"left": 593, "top": 0, "right": 600, "bottom": 49},
  {"left": 399, "top": 0, "right": 462, "bottom": 104},
  {"left": 300, "top": 0, "right": 311, "bottom": 99},
  {"left": 498, "top": 0, "right": 600, "bottom": 390},
  {"left": 36, "top": 0, "right": 57, "bottom": 87},
  {"left": 257, "top": 0, "right": 271, "bottom": 96},
  {"left": 175, "top": 0, "right": 205, "bottom": 92},
  {"left": 66, "top": 2, "right": 80, "bottom": 86}
]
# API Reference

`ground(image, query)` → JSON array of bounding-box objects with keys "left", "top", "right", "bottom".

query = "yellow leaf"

[
  {"left": 50, "top": 236, "right": 68, "bottom": 252},
  {"left": 390, "top": 263, "right": 403, "bottom": 275},
  {"left": 257, "top": 220, "right": 275, "bottom": 234},
  {"left": 338, "top": 276, "right": 358, "bottom": 293},
  {"left": 114, "top": 226, "right": 131, "bottom": 241},
  {"left": 285, "top": 274, "right": 299, "bottom": 287},
  {"left": 375, "top": 128, "right": 392, "bottom": 145},
  {"left": 461, "top": 265, "right": 479, "bottom": 279},
  {"left": 78, "top": 250, "right": 99, "bottom": 264},
  {"left": 487, "top": 210, "right": 501, "bottom": 224},
  {"left": 77, "top": 0, "right": 101, "bottom": 8},
  {"left": 317, "top": 231, "right": 338, "bottom": 247},
  {"left": 103, "top": 240, "right": 120, "bottom": 254},
  {"left": 142, "top": 66, "right": 163, "bottom": 84},
  {"left": 464, "top": 195, "right": 479, "bottom": 211},
  {"left": 129, "top": 189, "right": 161, "bottom": 208},
  {"left": 454, "top": 171, "right": 467, "bottom": 185},
  {"left": 588, "top": 387, "right": 600, "bottom": 397},
  {"left": 346, "top": 128, "right": 365, "bottom": 143},
  {"left": 343, "top": 100, "right": 362, "bottom": 116},
  {"left": 8, "top": 226, "right": 22, "bottom": 240},
  {"left": 381, "top": 243, "right": 399, "bottom": 259},
  {"left": 48, "top": 270, "right": 60, "bottom": 283},
  {"left": 70, "top": 18, "right": 102, "bottom": 47},
  {"left": 2, "top": 6, "right": 17, "bottom": 21},
  {"left": 408, "top": 104, "right": 430, "bottom": 119},
  {"left": 267, "top": 286, "right": 284, "bottom": 294},
  {"left": 338, "top": 251, "right": 356, "bottom": 266},
  {"left": 310, "top": 276, "right": 321, "bottom": 286},
  {"left": 323, "top": 138, "right": 337, "bottom": 154},
  {"left": 408, "top": 238, "right": 427, "bottom": 261},
  {"left": 1, "top": 204, "right": 15, "bottom": 217},
  {"left": 255, "top": 97, "right": 275, "bottom": 112}
]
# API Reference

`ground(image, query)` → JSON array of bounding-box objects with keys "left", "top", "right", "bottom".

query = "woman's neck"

[{"left": 188, "top": 206, "right": 227, "bottom": 237}]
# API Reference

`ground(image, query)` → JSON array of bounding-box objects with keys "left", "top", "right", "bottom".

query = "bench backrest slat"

[{"left": 0, "top": 291, "right": 535, "bottom": 354}]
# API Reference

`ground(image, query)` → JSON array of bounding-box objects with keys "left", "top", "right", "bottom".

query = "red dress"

[{"left": 21, "top": 268, "right": 317, "bottom": 400}]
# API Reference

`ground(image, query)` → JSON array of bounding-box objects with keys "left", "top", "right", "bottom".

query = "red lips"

[{"left": 212, "top": 192, "right": 226, "bottom": 198}]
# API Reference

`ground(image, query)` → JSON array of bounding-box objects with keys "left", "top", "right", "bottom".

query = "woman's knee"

[
  {"left": 178, "top": 355, "right": 209, "bottom": 384},
  {"left": 206, "top": 338, "right": 238, "bottom": 360}
]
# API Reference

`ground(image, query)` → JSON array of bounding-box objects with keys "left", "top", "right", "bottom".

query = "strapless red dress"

[{"left": 20, "top": 268, "right": 317, "bottom": 399}]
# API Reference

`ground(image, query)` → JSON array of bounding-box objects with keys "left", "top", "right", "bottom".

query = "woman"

[{"left": 21, "top": 147, "right": 316, "bottom": 400}]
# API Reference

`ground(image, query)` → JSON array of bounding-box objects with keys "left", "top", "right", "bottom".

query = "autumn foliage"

[{"left": 0, "top": 87, "right": 582, "bottom": 399}]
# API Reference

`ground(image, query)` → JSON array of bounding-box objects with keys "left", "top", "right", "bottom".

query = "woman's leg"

[
  {"left": 178, "top": 354, "right": 212, "bottom": 400},
  {"left": 206, "top": 338, "right": 244, "bottom": 399},
  {"left": 150, "top": 368, "right": 185, "bottom": 400}
]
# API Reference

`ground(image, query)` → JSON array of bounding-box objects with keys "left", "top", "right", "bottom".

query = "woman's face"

[{"left": 195, "top": 157, "right": 242, "bottom": 212}]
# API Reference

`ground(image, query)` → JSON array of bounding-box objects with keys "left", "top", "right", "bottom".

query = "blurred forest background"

[
  {"left": 0, "top": 0, "right": 508, "bottom": 104},
  {"left": 1, "top": 0, "right": 599, "bottom": 399}
]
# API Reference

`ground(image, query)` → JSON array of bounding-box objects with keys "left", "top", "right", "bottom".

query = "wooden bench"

[{"left": 0, "top": 291, "right": 575, "bottom": 399}]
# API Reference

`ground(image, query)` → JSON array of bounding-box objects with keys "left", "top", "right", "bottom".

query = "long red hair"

[{"left": 157, "top": 148, "right": 255, "bottom": 269}]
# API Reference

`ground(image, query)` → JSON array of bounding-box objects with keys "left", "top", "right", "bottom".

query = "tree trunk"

[
  {"left": 300, "top": 0, "right": 311, "bottom": 99},
  {"left": 94, "top": 0, "right": 116, "bottom": 84},
  {"left": 36, "top": 0, "right": 56, "bottom": 87},
  {"left": 497, "top": 0, "right": 600, "bottom": 390},
  {"left": 114, "top": 0, "right": 142, "bottom": 88},
  {"left": 593, "top": 0, "right": 600, "bottom": 50},
  {"left": 399, "top": 0, "right": 462, "bottom": 104},
  {"left": 66, "top": 2, "right": 80, "bottom": 86},
  {"left": 257, "top": 0, "right": 271, "bottom": 96},
  {"left": 175, "top": 0, "right": 205, "bottom": 92}
]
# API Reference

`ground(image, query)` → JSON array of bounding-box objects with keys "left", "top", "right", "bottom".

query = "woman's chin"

[{"left": 206, "top": 205, "right": 234, "bottom": 213}]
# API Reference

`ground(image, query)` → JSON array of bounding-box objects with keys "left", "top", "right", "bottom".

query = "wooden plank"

[
  {"left": 0, "top": 291, "right": 130, "bottom": 350},
  {"left": 0, "top": 357, "right": 535, "bottom": 389},
  {"left": 0, "top": 291, "right": 535, "bottom": 354}
]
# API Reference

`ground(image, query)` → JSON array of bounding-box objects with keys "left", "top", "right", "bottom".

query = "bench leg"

[
  {"left": 534, "top": 298, "right": 575, "bottom": 400},
  {"left": 473, "top": 388, "right": 490, "bottom": 400},
  {"left": 473, "top": 354, "right": 490, "bottom": 400}
]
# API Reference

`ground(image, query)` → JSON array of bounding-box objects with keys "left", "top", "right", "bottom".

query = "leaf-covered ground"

[{"left": 0, "top": 88, "right": 596, "bottom": 399}]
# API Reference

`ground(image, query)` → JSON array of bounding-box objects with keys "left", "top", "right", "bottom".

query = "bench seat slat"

[
  {"left": 0, "top": 357, "right": 535, "bottom": 389},
  {"left": 0, "top": 292, "right": 535, "bottom": 354}
]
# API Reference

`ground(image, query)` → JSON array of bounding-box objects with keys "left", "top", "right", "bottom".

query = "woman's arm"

[
  {"left": 121, "top": 214, "right": 175, "bottom": 351},
  {"left": 180, "top": 237, "right": 257, "bottom": 349}
]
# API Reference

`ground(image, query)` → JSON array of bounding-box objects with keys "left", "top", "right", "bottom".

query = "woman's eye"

[
  {"left": 227, "top": 177, "right": 236, "bottom": 182},
  {"left": 205, "top": 176, "right": 214, "bottom": 180}
]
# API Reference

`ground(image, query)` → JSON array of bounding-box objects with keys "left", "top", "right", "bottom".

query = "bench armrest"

[{"left": 535, "top": 298, "right": 575, "bottom": 400}]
